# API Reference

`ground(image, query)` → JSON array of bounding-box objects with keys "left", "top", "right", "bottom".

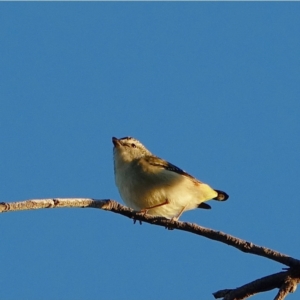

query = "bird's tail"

[{"left": 213, "top": 190, "right": 229, "bottom": 201}]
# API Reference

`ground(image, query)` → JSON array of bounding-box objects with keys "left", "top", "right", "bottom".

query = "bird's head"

[{"left": 112, "top": 136, "right": 152, "bottom": 162}]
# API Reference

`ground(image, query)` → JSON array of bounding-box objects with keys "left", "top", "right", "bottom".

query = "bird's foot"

[
  {"left": 165, "top": 217, "right": 178, "bottom": 230},
  {"left": 132, "top": 209, "right": 148, "bottom": 225},
  {"left": 139, "top": 208, "right": 149, "bottom": 216},
  {"left": 133, "top": 219, "right": 142, "bottom": 225}
]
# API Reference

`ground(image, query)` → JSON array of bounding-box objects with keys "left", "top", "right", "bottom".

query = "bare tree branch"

[
  {"left": 213, "top": 271, "right": 300, "bottom": 300},
  {"left": 274, "top": 273, "right": 300, "bottom": 300},
  {"left": 2, "top": 198, "right": 300, "bottom": 299},
  {"left": 1, "top": 198, "right": 300, "bottom": 269}
]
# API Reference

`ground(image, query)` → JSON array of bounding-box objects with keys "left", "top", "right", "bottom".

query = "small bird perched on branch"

[{"left": 112, "top": 136, "right": 228, "bottom": 220}]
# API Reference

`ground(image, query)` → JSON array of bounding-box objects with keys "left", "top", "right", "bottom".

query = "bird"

[{"left": 112, "top": 136, "right": 228, "bottom": 220}]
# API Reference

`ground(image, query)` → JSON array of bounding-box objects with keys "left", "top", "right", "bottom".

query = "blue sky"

[{"left": 1, "top": 3, "right": 300, "bottom": 300}]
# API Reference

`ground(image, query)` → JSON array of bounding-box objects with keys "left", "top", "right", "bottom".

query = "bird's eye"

[{"left": 131, "top": 143, "right": 136, "bottom": 148}]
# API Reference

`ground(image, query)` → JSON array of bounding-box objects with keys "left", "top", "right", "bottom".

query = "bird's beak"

[{"left": 112, "top": 137, "right": 121, "bottom": 147}]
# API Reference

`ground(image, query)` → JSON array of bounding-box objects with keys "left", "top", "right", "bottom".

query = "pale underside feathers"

[{"left": 112, "top": 136, "right": 228, "bottom": 220}]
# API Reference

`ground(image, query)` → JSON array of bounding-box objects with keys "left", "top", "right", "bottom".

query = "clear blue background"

[{"left": 1, "top": 3, "right": 299, "bottom": 300}]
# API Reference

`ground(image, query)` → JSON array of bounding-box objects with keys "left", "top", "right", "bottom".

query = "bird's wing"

[{"left": 144, "top": 155, "right": 201, "bottom": 182}]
